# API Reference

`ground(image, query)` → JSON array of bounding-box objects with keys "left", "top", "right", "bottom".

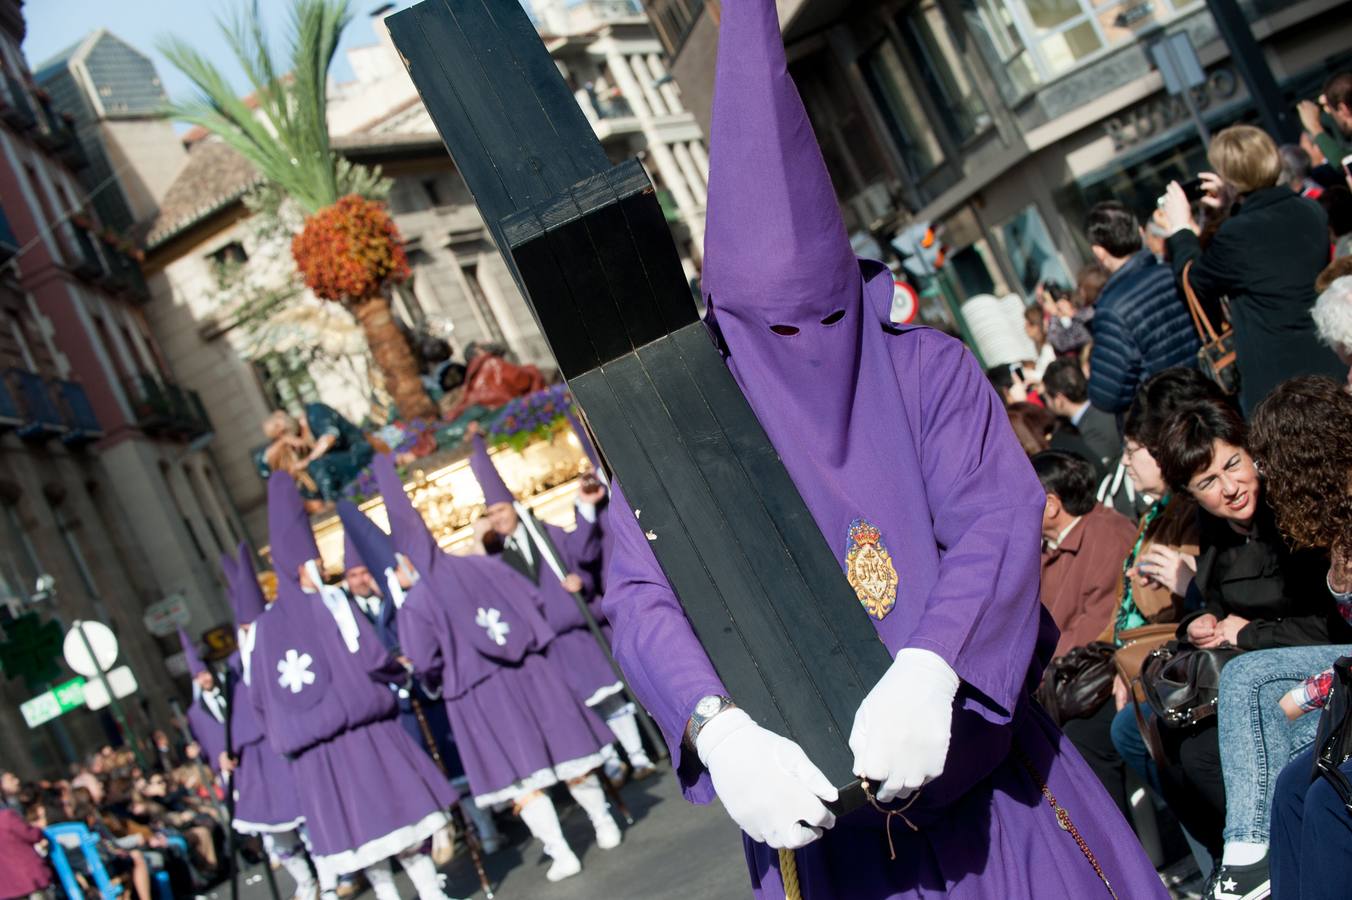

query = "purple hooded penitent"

[
  {"left": 598, "top": 0, "right": 1167, "bottom": 897},
  {"left": 216, "top": 542, "right": 304, "bottom": 834},
  {"left": 247, "top": 472, "right": 455, "bottom": 881},
  {"left": 372, "top": 452, "right": 613, "bottom": 805},
  {"left": 467, "top": 435, "right": 616, "bottom": 704},
  {"left": 178, "top": 626, "right": 205, "bottom": 678},
  {"left": 221, "top": 542, "right": 267, "bottom": 627},
  {"left": 468, "top": 432, "right": 515, "bottom": 507}
]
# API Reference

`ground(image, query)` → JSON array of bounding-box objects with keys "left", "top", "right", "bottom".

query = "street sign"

[
  {"left": 0, "top": 613, "right": 65, "bottom": 690},
  {"left": 19, "top": 676, "right": 86, "bottom": 728},
  {"left": 142, "top": 594, "right": 190, "bottom": 637},
  {"left": 83, "top": 666, "right": 137, "bottom": 711},
  {"left": 62, "top": 621, "right": 118, "bottom": 677},
  {"left": 1150, "top": 32, "right": 1206, "bottom": 95},
  {"left": 890, "top": 280, "right": 919, "bottom": 325}
]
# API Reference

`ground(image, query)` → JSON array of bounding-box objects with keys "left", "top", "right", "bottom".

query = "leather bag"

[
  {"left": 1141, "top": 641, "right": 1242, "bottom": 728},
  {"left": 1114, "top": 623, "right": 1179, "bottom": 703},
  {"left": 1311, "top": 655, "right": 1352, "bottom": 810},
  {"left": 1036, "top": 642, "right": 1117, "bottom": 726},
  {"left": 1181, "top": 260, "right": 1239, "bottom": 396}
]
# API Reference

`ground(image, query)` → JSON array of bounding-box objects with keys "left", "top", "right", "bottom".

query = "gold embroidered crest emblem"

[{"left": 845, "top": 518, "right": 898, "bottom": 620}]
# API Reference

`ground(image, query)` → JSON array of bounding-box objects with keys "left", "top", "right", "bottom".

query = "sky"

[{"left": 21, "top": 0, "right": 424, "bottom": 110}]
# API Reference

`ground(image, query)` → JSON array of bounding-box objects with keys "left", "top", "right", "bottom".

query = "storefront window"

[
  {"left": 861, "top": 40, "right": 945, "bottom": 179},
  {"left": 898, "top": 0, "right": 992, "bottom": 145},
  {"left": 997, "top": 204, "right": 1074, "bottom": 295},
  {"left": 959, "top": 0, "right": 1039, "bottom": 104}
]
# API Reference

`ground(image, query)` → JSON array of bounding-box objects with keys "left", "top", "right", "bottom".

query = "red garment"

[
  {"left": 0, "top": 808, "right": 53, "bottom": 899},
  {"left": 1040, "top": 503, "right": 1139, "bottom": 657},
  {"left": 445, "top": 353, "right": 546, "bottom": 421}
]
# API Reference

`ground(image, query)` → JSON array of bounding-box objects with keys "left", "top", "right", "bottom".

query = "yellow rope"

[{"left": 779, "top": 848, "right": 803, "bottom": 900}]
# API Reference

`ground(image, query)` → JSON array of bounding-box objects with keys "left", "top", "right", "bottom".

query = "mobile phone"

[{"left": 1179, "top": 177, "right": 1206, "bottom": 203}]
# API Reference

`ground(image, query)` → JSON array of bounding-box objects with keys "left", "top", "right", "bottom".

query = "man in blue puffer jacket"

[{"left": 1085, "top": 201, "right": 1200, "bottom": 412}]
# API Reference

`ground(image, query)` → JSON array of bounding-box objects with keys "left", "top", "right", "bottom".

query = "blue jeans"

[
  {"left": 1111, "top": 703, "right": 1160, "bottom": 795},
  {"left": 1217, "top": 645, "right": 1350, "bottom": 844},
  {"left": 1271, "top": 748, "right": 1352, "bottom": 899}
]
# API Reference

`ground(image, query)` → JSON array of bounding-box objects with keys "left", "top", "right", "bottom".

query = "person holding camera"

[
  {"left": 1297, "top": 72, "right": 1352, "bottom": 170},
  {"left": 1162, "top": 125, "right": 1344, "bottom": 413}
]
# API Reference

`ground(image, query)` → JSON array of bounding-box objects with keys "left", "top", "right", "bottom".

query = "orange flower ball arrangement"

[{"left": 291, "top": 194, "right": 411, "bottom": 302}]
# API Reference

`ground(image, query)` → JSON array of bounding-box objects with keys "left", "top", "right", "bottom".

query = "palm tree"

[{"left": 160, "top": 0, "right": 437, "bottom": 421}]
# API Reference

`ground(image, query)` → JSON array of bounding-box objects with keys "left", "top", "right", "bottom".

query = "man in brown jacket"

[{"left": 1034, "top": 450, "right": 1139, "bottom": 658}]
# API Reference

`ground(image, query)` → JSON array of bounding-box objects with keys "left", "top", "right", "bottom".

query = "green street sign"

[{"left": 18, "top": 676, "right": 85, "bottom": 729}]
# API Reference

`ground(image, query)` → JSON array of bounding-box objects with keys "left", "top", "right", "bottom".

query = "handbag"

[
  {"left": 1311, "top": 656, "right": 1352, "bottom": 810},
  {"left": 1114, "top": 623, "right": 1178, "bottom": 703},
  {"left": 1142, "top": 641, "right": 1242, "bottom": 728},
  {"left": 1036, "top": 642, "right": 1117, "bottom": 726},
  {"left": 1181, "top": 259, "right": 1239, "bottom": 395}
]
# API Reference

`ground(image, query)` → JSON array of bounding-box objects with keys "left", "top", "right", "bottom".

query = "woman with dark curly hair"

[
  {"left": 1246, "top": 376, "right": 1352, "bottom": 899},
  {"left": 1149, "top": 395, "right": 1350, "bottom": 894}
]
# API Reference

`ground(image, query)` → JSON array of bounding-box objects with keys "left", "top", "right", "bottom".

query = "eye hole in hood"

[
  {"left": 820, "top": 309, "right": 846, "bottom": 326},
  {"left": 769, "top": 324, "right": 800, "bottom": 336}
]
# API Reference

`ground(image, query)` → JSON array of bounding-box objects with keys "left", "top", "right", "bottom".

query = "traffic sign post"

[
  {"left": 1149, "top": 32, "right": 1211, "bottom": 148},
  {"left": 66, "top": 620, "right": 145, "bottom": 768}
]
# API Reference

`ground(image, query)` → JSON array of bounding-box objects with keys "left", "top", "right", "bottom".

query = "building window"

[
  {"left": 861, "top": 40, "right": 945, "bottom": 181},
  {"left": 207, "top": 241, "right": 248, "bottom": 281},
  {"left": 959, "top": 0, "right": 1039, "bottom": 104},
  {"left": 1008, "top": 0, "right": 1190, "bottom": 79},
  {"left": 253, "top": 351, "right": 320, "bottom": 417},
  {"left": 642, "top": 0, "right": 707, "bottom": 58},
  {"left": 996, "top": 204, "right": 1073, "bottom": 296},
  {"left": 421, "top": 178, "right": 444, "bottom": 207},
  {"left": 898, "top": 0, "right": 992, "bottom": 145}
]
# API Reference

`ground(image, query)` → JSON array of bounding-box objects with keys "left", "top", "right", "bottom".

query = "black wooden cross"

[{"left": 388, "top": 0, "right": 892, "bottom": 810}]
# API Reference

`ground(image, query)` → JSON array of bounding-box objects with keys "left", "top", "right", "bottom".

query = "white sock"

[
  {"left": 518, "top": 794, "right": 571, "bottom": 857},
  {"left": 461, "top": 798, "right": 500, "bottom": 844},
  {"left": 1221, "top": 841, "right": 1268, "bottom": 866},
  {"left": 265, "top": 830, "right": 315, "bottom": 894},
  {"left": 398, "top": 849, "right": 448, "bottom": 900},
  {"left": 606, "top": 710, "right": 652, "bottom": 767},
  {"left": 365, "top": 859, "right": 400, "bottom": 900},
  {"left": 567, "top": 774, "right": 613, "bottom": 826}
]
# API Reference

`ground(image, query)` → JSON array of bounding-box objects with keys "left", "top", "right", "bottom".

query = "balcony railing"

[
  {"left": 6, "top": 368, "right": 66, "bottom": 440},
  {"left": 33, "top": 95, "right": 74, "bottom": 152},
  {"left": 53, "top": 380, "right": 102, "bottom": 446},
  {"left": 68, "top": 224, "right": 105, "bottom": 279},
  {"left": 125, "top": 373, "right": 210, "bottom": 438},
  {"left": 0, "top": 374, "right": 22, "bottom": 429},
  {"left": 0, "top": 76, "right": 35, "bottom": 131}
]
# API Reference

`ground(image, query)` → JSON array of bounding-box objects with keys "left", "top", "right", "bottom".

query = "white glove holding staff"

[
  {"left": 698, "top": 708, "right": 838, "bottom": 849},
  {"left": 850, "top": 648, "right": 960, "bottom": 803}
]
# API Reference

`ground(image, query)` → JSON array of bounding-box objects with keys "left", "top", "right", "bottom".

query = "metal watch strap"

[{"left": 684, "top": 695, "right": 735, "bottom": 752}]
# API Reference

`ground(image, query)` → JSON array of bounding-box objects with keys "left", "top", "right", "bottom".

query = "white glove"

[
  {"left": 697, "top": 708, "right": 838, "bottom": 849},
  {"left": 849, "top": 648, "right": 959, "bottom": 803}
]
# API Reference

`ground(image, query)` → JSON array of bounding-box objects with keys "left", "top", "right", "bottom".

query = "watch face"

[{"left": 695, "top": 696, "right": 723, "bottom": 718}]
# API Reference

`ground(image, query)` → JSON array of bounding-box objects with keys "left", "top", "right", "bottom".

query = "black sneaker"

[{"left": 1210, "top": 855, "right": 1271, "bottom": 900}]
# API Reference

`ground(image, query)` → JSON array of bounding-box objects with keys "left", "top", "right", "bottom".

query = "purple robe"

[
  {"left": 227, "top": 655, "right": 305, "bottom": 833},
  {"left": 251, "top": 473, "right": 456, "bottom": 878},
  {"left": 598, "top": 0, "right": 1166, "bottom": 895},
  {"left": 371, "top": 454, "right": 614, "bottom": 805}
]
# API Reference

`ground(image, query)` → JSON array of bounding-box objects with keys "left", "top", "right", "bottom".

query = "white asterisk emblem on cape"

[
  {"left": 277, "top": 649, "right": 316, "bottom": 694},
  {"left": 475, "top": 608, "right": 510, "bottom": 646}
]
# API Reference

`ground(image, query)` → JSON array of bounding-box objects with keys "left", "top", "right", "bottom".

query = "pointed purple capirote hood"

[
  {"left": 266, "top": 472, "right": 320, "bottom": 584},
  {"left": 372, "top": 453, "right": 439, "bottom": 576},
  {"left": 468, "top": 432, "right": 515, "bottom": 507},
  {"left": 699, "top": 0, "right": 859, "bottom": 323},
  {"left": 178, "top": 626, "right": 206, "bottom": 677},
  {"left": 337, "top": 499, "right": 399, "bottom": 578},
  {"left": 223, "top": 541, "right": 266, "bottom": 627}
]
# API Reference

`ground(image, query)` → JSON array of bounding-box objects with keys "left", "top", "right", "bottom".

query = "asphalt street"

[{"left": 209, "top": 768, "right": 751, "bottom": 900}]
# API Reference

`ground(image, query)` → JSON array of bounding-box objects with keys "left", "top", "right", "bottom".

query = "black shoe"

[{"left": 1210, "top": 855, "right": 1271, "bottom": 900}]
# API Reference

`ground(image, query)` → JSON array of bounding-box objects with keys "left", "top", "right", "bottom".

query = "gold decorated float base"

[{"left": 263, "top": 427, "right": 593, "bottom": 587}]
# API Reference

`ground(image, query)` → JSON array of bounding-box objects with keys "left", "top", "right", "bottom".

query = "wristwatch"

[{"left": 684, "top": 694, "right": 736, "bottom": 751}]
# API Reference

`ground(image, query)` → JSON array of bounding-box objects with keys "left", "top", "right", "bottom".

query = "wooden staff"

[{"left": 408, "top": 691, "right": 494, "bottom": 900}]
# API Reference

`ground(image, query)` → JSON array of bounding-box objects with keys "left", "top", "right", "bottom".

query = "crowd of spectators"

[
  {"left": 987, "top": 71, "right": 1352, "bottom": 899},
  {"left": 2, "top": 739, "right": 234, "bottom": 900}
]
